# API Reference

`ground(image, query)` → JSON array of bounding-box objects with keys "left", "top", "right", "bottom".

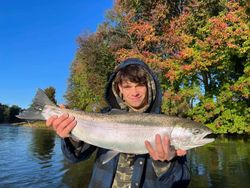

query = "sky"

[{"left": 0, "top": 0, "right": 113, "bottom": 109}]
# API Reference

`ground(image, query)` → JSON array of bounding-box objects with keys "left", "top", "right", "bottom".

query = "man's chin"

[{"left": 129, "top": 102, "right": 144, "bottom": 109}]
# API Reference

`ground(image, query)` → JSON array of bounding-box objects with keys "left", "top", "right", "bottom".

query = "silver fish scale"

[
  {"left": 17, "top": 89, "right": 214, "bottom": 156},
  {"left": 44, "top": 106, "right": 214, "bottom": 153}
]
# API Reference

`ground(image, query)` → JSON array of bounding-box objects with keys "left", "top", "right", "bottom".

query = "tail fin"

[{"left": 16, "top": 88, "right": 56, "bottom": 120}]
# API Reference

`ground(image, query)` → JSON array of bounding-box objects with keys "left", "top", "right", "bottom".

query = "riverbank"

[{"left": 11, "top": 121, "right": 48, "bottom": 128}]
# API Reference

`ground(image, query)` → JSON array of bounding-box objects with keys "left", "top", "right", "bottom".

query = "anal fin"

[{"left": 100, "top": 150, "right": 119, "bottom": 164}]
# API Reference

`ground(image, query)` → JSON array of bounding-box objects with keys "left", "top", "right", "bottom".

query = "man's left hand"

[{"left": 145, "top": 134, "right": 186, "bottom": 161}]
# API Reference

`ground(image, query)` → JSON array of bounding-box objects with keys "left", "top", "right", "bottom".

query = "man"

[{"left": 46, "top": 58, "right": 190, "bottom": 188}]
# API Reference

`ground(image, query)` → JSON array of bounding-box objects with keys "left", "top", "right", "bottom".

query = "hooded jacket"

[
  {"left": 105, "top": 58, "right": 161, "bottom": 114},
  {"left": 61, "top": 58, "right": 190, "bottom": 188}
]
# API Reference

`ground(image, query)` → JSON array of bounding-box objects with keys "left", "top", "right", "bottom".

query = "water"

[
  {"left": 188, "top": 136, "right": 250, "bottom": 188},
  {"left": 0, "top": 124, "right": 94, "bottom": 188},
  {"left": 0, "top": 124, "right": 249, "bottom": 188}
]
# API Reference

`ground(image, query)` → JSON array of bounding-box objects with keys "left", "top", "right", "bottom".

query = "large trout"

[{"left": 17, "top": 89, "right": 214, "bottom": 157}]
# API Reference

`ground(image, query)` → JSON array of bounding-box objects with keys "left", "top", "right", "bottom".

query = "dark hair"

[{"left": 114, "top": 65, "right": 148, "bottom": 87}]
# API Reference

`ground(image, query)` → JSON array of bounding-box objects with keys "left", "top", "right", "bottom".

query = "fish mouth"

[
  {"left": 183, "top": 131, "right": 215, "bottom": 150},
  {"left": 193, "top": 131, "right": 215, "bottom": 147}
]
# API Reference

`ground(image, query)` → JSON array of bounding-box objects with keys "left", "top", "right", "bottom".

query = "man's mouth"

[{"left": 130, "top": 97, "right": 141, "bottom": 102}]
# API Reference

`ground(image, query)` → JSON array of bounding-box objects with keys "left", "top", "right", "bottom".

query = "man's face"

[{"left": 118, "top": 80, "right": 147, "bottom": 109}]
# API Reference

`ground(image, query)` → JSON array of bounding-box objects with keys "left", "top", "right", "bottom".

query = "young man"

[{"left": 46, "top": 58, "right": 190, "bottom": 188}]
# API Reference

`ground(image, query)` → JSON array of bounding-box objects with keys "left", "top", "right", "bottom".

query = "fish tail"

[{"left": 16, "top": 88, "right": 56, "bottom": 120}]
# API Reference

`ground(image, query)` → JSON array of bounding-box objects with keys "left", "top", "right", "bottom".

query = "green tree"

[
  {"left": 0, "top": 103, "right": 4, "bottom": 122},
  {"left": 9, "top": 105, "right": 22, "bottom": 123},
  {"left": 0, "top": 103, "right": 23, "bottom": 123},
  {"left": 44, "top": 86, "right": 57, "bottom": 104},
  {"left": 0, "top": 103, "right": 9, "bottom": 123},
  {"left": 66, "top": 32, "right": 116, "bottom": 111}
]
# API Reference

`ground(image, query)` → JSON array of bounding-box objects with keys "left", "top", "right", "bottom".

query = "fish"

[{"left": 17, "top": 89, "right": 214, "bottom": 162}]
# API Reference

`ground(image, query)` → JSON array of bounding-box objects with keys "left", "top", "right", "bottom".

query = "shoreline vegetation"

[
  {"left": 0, "top": 87, "right": 57, "bottom": 129},
  {"left": 11, "top": 121, "right": 50, "bottom": 128}
]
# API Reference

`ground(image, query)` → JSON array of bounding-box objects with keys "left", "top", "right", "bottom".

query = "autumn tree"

[
  {"left": 110, "top": 0, "right": 249, "bottom": 133},
  {"left": 162, "top": 1, "right": 250, "bottom": 133},
  {"left": 67, "top": 0, "right": 249, "bottom": 133}
]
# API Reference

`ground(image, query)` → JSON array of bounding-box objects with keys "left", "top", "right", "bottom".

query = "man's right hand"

[{"left": 46, "top": 113, "right": 77, "bottom": 138}]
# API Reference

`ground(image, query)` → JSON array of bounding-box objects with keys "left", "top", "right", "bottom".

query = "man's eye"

[
  {"left": 123, "top": 85, "right": 131, "bottom": 88},
  {"left": 137, "top": 85, "right": 145, "bottom": 88}
]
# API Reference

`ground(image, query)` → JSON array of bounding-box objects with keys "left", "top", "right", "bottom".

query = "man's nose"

[{"left": 131, "top": 87, "right": 139, "bottom": 96}]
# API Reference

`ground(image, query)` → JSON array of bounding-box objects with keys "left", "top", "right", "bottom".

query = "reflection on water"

[
  {"left": 30, "top": 128, "right": 55, "bottom": 161},
  {"left": 0, "top": 124, "right": 94, "bottom": 188},
  {"left": 0, "top": 124, "right": 250, "bottom": 188},
  {"left": 188, "top": 136, "right": 250, "bottom": 188},
  {"left": 61, "top": 157, "right": 94, "bottom": 188},
  {"left": 0, "top": 124, "right": 64, "bottom": 187}
]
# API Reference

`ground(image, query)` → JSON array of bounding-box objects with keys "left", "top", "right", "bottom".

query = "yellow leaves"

[
  {"left": 204, "top": 102, "right": 216, "bottom": 111},
  {"left": 231, "top": 82, "right": 250, "bottom": 99},
  {"left": 165, "top": 69, "right": 178, "bottom": 83},
  {"left": 179, "top": 47, "right": 194, "bottom": 59},
  {"left": 72, "top": 60, "right": 85, "bottom": 74},
  {"left": 115, "top": 48, "right": 141, "bottom": 63}
]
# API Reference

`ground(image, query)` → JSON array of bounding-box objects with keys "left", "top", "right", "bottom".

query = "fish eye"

[{"left": 192, "top": 129, "right": 200, "bottom": 135}]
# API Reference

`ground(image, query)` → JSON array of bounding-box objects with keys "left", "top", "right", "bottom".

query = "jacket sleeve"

[
  {"left": 154, "top": 156, "right": 191, "bottom": 187},
  {"left": 61, "top": 137, "right": 97, "bottom": 163}
]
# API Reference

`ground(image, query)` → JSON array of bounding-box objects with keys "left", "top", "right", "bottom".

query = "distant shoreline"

[{"left": 11, "top": 121, "right": 49, "bottom": 128}]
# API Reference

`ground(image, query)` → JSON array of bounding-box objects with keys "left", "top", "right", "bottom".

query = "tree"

[
  {"left": 65, "top": 32, "right": 116, "bottom": 111},
  {"left": 0, "top": 103, "right": 23, "bottom": 123},
  {"left": 9, "top": 105, "right": 22, "bottom": 123},
  {"left": 44, "top": 86, "right": 57, "bottom": 104},
  {"left": 0, "top": 103, "right": 9, "bottom": 123},
  {"left": 110, "top": 0, "right": 249, "bottom": 133},
  {"left": 67, "top": 0, "right": 249, "bottom": 133}
]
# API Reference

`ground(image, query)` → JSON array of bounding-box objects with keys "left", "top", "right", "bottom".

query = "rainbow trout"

[{"left": 17, "top": 89, "right": 214, "bottom": 157}]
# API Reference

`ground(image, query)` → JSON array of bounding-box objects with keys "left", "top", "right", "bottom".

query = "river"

[{"left": 0, "top": 124, "right": 249, "bottom": 188}]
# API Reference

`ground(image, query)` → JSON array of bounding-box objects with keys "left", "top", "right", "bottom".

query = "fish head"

[{"left": 170, "top": 119, "right": 215, "bottom": 150}]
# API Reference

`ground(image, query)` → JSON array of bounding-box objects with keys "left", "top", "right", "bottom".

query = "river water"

[{"left": 0, "top": 124, "right": 249, "bottom": 188}]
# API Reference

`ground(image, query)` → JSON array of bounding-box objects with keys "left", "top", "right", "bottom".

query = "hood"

[{"left": 104, "top": 58, "right": 162, "bottom": 113}]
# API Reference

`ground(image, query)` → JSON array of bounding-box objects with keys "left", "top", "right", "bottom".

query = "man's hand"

[
  {"left": 145, "top": 134, "right": 186, "bottom": 161},
  {"left": 46, "top": 105, "right": 77, "bottom": 138}
]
